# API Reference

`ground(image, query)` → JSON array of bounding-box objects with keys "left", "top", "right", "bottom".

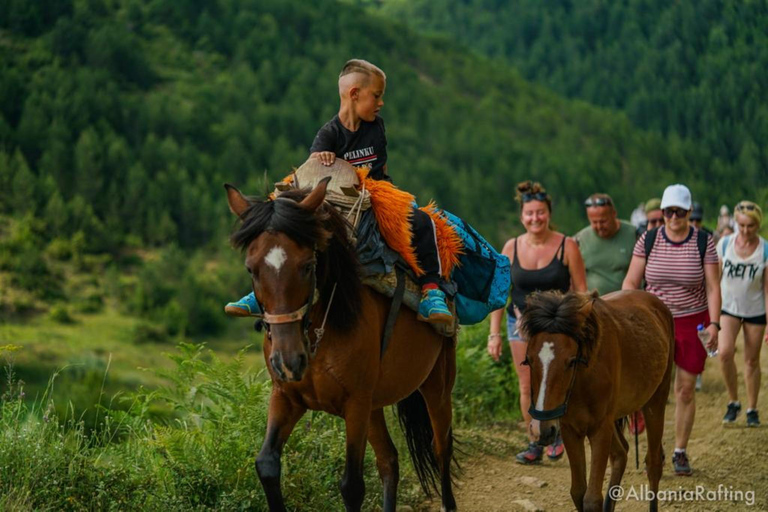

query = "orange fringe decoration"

[
  {"left": 420, "top": 202, "right": 464, "bottom": 279},
  {"left": 273, "top": 167, "right": 465, "bottom": 280},
  {"left": 356, "top": 168, "right": 423, "bottom": 276}
]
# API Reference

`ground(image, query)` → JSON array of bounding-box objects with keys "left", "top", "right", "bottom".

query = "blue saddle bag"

[{"left": 439, "top": 210, "right": 510, "bottom": 325}]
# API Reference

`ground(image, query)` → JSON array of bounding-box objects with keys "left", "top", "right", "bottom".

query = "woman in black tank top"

[{"left": 487, "top": 181, "right": 587, "bottom": 465}]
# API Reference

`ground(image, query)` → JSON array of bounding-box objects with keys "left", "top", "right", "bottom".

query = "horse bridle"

[
  {"left": 528, "top": 345, "right": 589, "bottom": 421},
  {"left": 254, "top": 249, "right": 319, "bottom": 356}
]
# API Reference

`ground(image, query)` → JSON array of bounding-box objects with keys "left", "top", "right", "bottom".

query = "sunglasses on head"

[
  {"left": 647, "top": 218, "right": 664, "bottom": 227},
  {"left": 522, "top": 192, "right": 548, "bottom": 202},
  {"left": 584, "top": 197, "right": 613, "bottom": 208},
  {"left": 735, "top": 202, "right": 757, "bottom": 212},
  {"left": 663, "top": 207, "right": 689, "bottom": 219}
]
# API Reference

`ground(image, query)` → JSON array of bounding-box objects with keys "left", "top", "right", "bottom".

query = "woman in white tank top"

[{"left": 716, "top": 201, "right": 768, "bottom": 427}]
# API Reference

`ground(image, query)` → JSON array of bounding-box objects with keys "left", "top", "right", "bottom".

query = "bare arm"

[
  {"left": 564, "top": 237, "right": 587, "bottom": 292},
  {"left": 488, "top": 238, "right": 515, "bottom": 361},
  {"left": 704, "top": 262, "right": 722, "bottom": 349},
  {"left": 764, "top": 263, "right": 768, "bottom": 344},
  {"left": 622, "top": 255, "right": 646, "bottom": 290}
]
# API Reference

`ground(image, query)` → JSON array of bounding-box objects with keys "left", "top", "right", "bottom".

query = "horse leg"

[
  {"left": 643, "top": 382, "right": 670, "bottom": 511},
  {"left": 256, "top": 389, "right": 307, "bottom": 512},
  {"left": 602, "top": 422, "right": 629, "bottom": 512},
  {"left": 368, "top": 408, "right": 399, "bottom": 512},
  {"left": 341, "top": 400, "right": 372, "bottom": 512},
  {"left": 419, "top": 345, "right": 457, "bottom": 512},
  {"left": 584, "top": 420, "right": 614, "bottom": 512},
  {"left": 561, "top": 423, "right": 587, "bottom": 511}
]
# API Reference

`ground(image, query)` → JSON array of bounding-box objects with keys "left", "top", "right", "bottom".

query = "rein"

[{"left": 528, "top": 347, "right": 588, "bottom": 421}]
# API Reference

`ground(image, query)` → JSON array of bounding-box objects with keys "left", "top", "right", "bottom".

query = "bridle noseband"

[
  {"left": 255, "top": 250, "right": 319, "bottom": 356},
  {"left": 528, "top": 345, "right": 589, "bottom": 421}
]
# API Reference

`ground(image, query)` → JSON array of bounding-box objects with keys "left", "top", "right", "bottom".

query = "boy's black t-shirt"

[{"left": 310, "top": 115, "right": 390, "bottom": 182}]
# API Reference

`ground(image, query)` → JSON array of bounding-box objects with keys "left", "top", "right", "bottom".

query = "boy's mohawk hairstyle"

[{"left": 339, "top": 59, "right": 386, "bottom": 80}]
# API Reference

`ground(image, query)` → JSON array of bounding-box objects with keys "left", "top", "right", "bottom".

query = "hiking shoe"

[
  {"left": 629, "top": 410, "right": 646, "bottom": 435},
  {"left": 672, "top": 451, "right": 692, "bottom": 476},
  {"left": 546, "top": 434, "right": 565, "bottom": 460},
  {"left": 723, "top": 402, "right": 741, "bottom": 424},
  {"left": 746, "top": 410, "right": 760, "bottom": 427},
  {"left": 224, "top": 292, "right": 262, "bottom": 317},
  {"left": 417, "top": 288, "right": 453, "bottom": 324},
  {"left": 516, "top": 443, "right": 543, "bottom": 465}
]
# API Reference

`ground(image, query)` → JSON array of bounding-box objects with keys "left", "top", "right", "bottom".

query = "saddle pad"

[{"left": 362, "top": 271, "right": 457, "bottom": 338}]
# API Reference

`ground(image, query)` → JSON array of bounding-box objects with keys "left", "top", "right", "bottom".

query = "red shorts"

[{"left": 673, "top": 310, "right": 709, "bottom": 375}]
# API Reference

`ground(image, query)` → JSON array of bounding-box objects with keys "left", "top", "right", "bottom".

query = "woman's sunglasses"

[
  {"left": 663, "top": 207, "right": 689, "bottom": 219},
  {"left": 522, "top": 192, "right": 548, "bottom": 202},
  {"left": 735, "top": 202, "right": 757, "bottom": 212},
  {"left": 647, "top": 218, "right": 664, "bottom": 227},
  {"left": 584, "top": 197, "right": 613, "bottom": 207}
]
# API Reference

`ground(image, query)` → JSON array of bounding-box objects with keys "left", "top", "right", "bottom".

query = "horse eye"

[
  {"left": 520, "top": 357, "right": 530, "bottom": 367},
  {"left": 302, "top": 262, "right": 314, "bottom": 277}
]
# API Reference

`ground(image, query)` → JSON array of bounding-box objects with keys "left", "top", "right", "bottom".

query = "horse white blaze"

[
  {"left": 264, "top": 246, "right": 287, "bottom": 274},
  {"left": 535, "top": 341, "right": 556, "bottom": 411}
]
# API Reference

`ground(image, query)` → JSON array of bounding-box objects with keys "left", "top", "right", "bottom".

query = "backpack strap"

[
  {"left": 696, "top": 229, "right": 709, "bottom": 264},
  {"left": 763, "top": 238, "right": 768, "bottom": 263},
  {"left": 643, "top": 227, "right": 659, "bottom": 258},
  {"left": 719, "top": 234, "right": 732, "bottom": 259}
]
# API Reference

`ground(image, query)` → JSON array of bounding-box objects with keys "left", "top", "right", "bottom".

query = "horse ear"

[
  {"left": 224, "top": 183, "right": 249, "bottom": 218},
  {"left": 298, "top": 176, "right": 332, "bottom": 212},
  {"left": 578, "top": 295, "right": 595, "bottom": 319}
]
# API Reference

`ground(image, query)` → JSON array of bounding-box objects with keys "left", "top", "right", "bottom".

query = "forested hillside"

[
  {"left": 373, "top": 0, "right": 768, "bottom": 189},
  {"left": 0, "top": 0, "right": 740, "bottom": 255}
]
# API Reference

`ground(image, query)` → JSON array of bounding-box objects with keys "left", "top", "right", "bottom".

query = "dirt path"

[{"left": 420, "top": 346, "right": 768, "bottom": 511}]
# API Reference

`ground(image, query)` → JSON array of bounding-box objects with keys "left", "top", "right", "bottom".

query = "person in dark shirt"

[{"left": 226, "top": 59, "right": 453, "bottom": 324}]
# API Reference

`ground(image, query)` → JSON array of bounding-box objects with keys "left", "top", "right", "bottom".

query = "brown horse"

[
  {"left": 520, "top": 290, "right": 674, "bottom": 512},
  {"left": 225, "top": 178, "right": 457, "bottom": 512}
]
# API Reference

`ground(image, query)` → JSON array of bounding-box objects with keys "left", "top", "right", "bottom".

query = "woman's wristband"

[
  {"left": 487, "top": 333, "right": 502, "bottom": 342},
  {"left": 708, "top": 321, "right": 721, "bottom": 331}
]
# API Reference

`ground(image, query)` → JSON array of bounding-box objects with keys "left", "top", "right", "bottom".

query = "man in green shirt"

[{"left": 574, "top": 193, "right": 637, "bottom": 296}]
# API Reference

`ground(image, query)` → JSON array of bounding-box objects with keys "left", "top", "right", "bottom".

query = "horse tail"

[{"left": 395, "top": 391, "right": 441, "bottom": 497}]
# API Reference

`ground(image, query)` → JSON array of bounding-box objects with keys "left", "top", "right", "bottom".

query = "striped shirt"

[{"left": 633, "top": 227, "right": 718, "bottom": 317}]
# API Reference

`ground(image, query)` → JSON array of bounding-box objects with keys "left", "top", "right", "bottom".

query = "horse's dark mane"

[
  {"left": 231, "top": 189, "right": 362, "bottom": 333},
  {"left": 520, "top": 291, "right": 600, "bottom": 360}
]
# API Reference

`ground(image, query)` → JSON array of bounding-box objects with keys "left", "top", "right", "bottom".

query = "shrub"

[{"left": 48, "top": 304, "right": 76, "bottom": 324}]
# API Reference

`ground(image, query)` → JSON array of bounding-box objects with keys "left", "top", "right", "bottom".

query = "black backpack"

[{"left": 643, "top": 226, "right": 709, "bottom": 262}]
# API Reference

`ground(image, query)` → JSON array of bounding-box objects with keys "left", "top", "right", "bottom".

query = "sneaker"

[
  {"left": 546, "top": 434, "right": 564, "bottom": 460},
  {"left": 629, "top": 411, "right": 646, "bottom": 435},
  {"left": 723, "top": 402, "right": 741, "bottom": 424},
  {"left": 672, "top": 451, "right": 692, "bottom": 476},
  {"left": 746, "top": 410, "right": 760, "bottom": 427},
  {"left": 417, "top": 288, "right": 453, "bottom": 325},
  {"left": 224, "top": 292, "right": 263, "bottom": 317},
  {"left": 516, "top": 443, "right": 543, "bottom": 465}
]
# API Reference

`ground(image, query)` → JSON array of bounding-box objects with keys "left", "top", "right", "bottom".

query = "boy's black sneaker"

[
  {"left": 746, "top": 410, "right": 760, "bottom": 427},
  {"left": 723, "top": 402, "right": 741, "bottom": 424}
]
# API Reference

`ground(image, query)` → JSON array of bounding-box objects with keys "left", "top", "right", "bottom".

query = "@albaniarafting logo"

[{"left": 608, "top": 484, "right": 755, "bottom": 506}]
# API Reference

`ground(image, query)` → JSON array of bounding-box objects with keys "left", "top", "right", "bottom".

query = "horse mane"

[
  {"left": 520, "top": 291, "right": 600, "bottom": 361},
  {"left": 231, "top": 189, "right": 362, "bottom": 333}
]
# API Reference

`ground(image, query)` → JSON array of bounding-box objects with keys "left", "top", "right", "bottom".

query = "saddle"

[{"left": 275, "top": 158, "right": 510, "bottom": 332}]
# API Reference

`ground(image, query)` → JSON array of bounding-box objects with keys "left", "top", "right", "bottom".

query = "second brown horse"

[{"left": 520, "top": 290, "right": 674, "bottom": 512}]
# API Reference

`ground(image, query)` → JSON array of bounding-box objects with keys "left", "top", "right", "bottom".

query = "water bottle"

[{"left": 697, "top": 324, "right": 718, "bottom": 358}]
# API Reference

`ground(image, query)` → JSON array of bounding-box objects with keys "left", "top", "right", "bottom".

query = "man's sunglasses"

[
  {"left": 735, "top": 202, "right": 757, "bottom": 212},
  {"left": 522, "top": 192, "right": 548, "bottom": 202},
  {"left": 584, "top": 197, "right": 613, "bottom": 207},
  {"left": 663, "top": 207, "right": 689, "bottom": 219}
]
